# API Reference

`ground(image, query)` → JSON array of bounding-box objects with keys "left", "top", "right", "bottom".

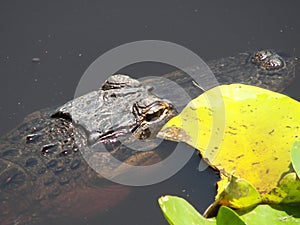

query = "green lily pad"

[
  {"left": 216, "top": 206, "right": 246, "bottom": 225},
  {"left": 291, "top": 139, "right": 300, "bottom": 178},
  {"left": 216, "top": 174, "right": 262, "bottom": 208},
  {"left": 237, "top": 204, "right": 300, "bottom": 225},
  {"left": 159, "top": 195, "right": 300, "bottom": 225},
  {"left": 264, "top": 172, "right": 300, "bottom": 204},
  {"left": 158, "top": 195, "right": 215, "bottom": 225},
  {"left": 204, "top": 174, "right": 261, "bottom": 217}
]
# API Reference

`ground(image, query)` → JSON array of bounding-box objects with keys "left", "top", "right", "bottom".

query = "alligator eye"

[
  {"left": 145, "top": 108, "right": 165, "bottom": 122},
  {"left": 261, "top": 55, "right": 285, "bottom": 71},
  {"left": 251, "top": 50, "right": 273, "bottom": 64}
]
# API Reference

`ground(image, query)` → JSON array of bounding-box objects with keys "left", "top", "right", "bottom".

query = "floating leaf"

[
  {"left": 158, "top": 195, "right": 215, "bottom": 225},
  {"left": 205, "top": 174, "right": 261, "bottom": 216},
  {"left": 237, "top": 204, "right": 300, "bottom": 225},
  {"left": 158, "top": 84, "right": 300, "bottom": 202},
  {"left": 264, "top": 172, "right": 300, "bottom": 204},
  {"left": 291, "top": 139, "right": 300, "bottom": 178},
  {"left": 158, "top": 195, "right": 300, "bottom": 225},
  {"left": 216, "top": 206, "right": 246, "bottom": 225}
]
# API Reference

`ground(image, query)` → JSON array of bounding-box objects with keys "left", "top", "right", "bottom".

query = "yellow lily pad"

[{"left": 158, "top": 84, "right": 300, "bottom": 199}]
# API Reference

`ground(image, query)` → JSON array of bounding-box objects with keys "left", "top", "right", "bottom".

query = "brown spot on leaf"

[
  {"left": 236, "top": 154, "right": 244, "bottom": 159},
  {"left": 240, "top": 124, "right": 248, "bottom": 129}
]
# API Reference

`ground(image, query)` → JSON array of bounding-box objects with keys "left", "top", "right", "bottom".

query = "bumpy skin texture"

[
  {"left": 0, "top": 50, "right": 297, "bottom": 225},
  {"left": 147, "top": 50, "right": 296, "bottom": 101},
  {"left": 0, "top": 110, "right": 132, "bottom": 225}
]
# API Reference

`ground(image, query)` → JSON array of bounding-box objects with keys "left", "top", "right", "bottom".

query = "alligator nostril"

[
  {"left": 251, "top": 50, "right": 274, "bottom": 64},
  {"left": 261, "top": 55, "right": 285, "bottom": 71},
  {"left": 251, "top": 50, "right": 286, "bottom": 72}
]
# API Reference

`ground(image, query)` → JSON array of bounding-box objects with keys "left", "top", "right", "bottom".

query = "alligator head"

[{"left": 52, "top": 74, "right": 176, "bottom": 150}]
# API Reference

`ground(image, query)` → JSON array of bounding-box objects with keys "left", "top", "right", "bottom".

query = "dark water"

[{"left": 0, "top": 1, "right": 299, "bottom": 225}]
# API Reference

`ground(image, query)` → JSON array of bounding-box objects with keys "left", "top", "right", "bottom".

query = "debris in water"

[{"left": 32, "top": 57, "right": 41, "bottom": 62}]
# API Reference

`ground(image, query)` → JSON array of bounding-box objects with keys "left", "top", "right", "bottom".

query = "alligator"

[{"left": 0, "top": 50, "right": 297, "bottom": 225}]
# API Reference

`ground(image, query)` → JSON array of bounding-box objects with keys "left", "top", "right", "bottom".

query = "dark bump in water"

[
  {"left": 64, "top": 157, "right": 71, "bottom": 164},
  {"left": 43, "top": 177, "right": 56, "bottom": 186},
  {"left": 54, "top": 166, "right": 65, "bottom": 175},
  {"left": 72, "top": 144, "right": 79, "bottom": 152},
  {"left": 59, "top": 149, "right": 72, "bottom": 157},
  {"left": 25, "top": 158, "right": 38, "bottom": 167},
  {"left": 70, "top": 158, "right": 81, "bottom": 170},
  {"left": 46, "top": 159, "right": 58, "bottom": 168},
  {"left": 41, "top": 143, "right": 58, "bottom": 156},
  {"left": 72, "top": 172, "right": 81, "bottom": 179},
  {"left": 48, "top": 188, "right": 61, "bottom": 199},
  {"left": 58, "top": 176, "right": 71, "bottom": 185},
  {"left": 26, "top": 133, "right": 41, "bottom": 143},
  {"left": 10, "top": 135, "right": 20, "bottom": 142},
  {"left": 2, "top": 149, "right": 19, "bottom": 157},
  {"left": 30, "top": 120, "right": 45, "bottom": 132},
  {"left": 0, "top": 161, "right": 6, "bottom": 171},
  {"left": 0, "top": 168, "right": 26, "bottom": 190},
  {"left": 38, "top": 167, "right": 46, "bottom": 174},
  {"left": 17, "top": 122, "right": 31, "bottom": 133}
]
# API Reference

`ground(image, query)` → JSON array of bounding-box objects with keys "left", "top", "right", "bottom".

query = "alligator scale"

[{"left": 0, "top": 50, "right": 297, "bottom": 225}]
